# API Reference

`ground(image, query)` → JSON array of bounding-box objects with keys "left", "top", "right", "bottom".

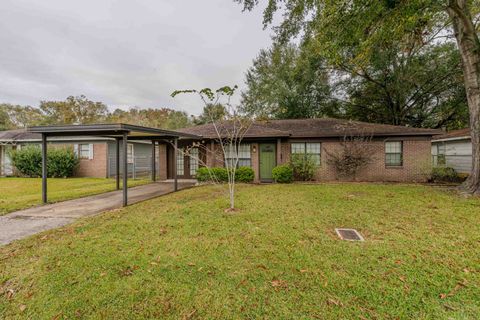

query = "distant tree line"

[{"left": 0, "top": 95, "right": 196, "bottom": 130}]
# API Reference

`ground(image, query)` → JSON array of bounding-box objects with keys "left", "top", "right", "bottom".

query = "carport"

[{"left": 27, "top": 124, "right": 200, "bottom": 206}]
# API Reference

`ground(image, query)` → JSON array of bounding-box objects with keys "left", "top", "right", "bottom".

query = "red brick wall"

[
  {"left": 158, "top": 143, "right": 167, "bottom": 180},
  {"left": 281, "top": 138, "right": 432, "bottom": 182},
  {"left": 198, "top": 137, "right": 432, "bottom": 183},
  {"left": 75, "top": 143, "right": 108, "bottom": 178}
]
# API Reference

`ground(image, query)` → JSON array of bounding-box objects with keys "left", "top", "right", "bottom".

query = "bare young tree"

[
  {"left": 171, "top": 86, "right": 252, "bottom": 211},
  {"left": 326, "top": 135, "right": 375, "bottom": 180}
]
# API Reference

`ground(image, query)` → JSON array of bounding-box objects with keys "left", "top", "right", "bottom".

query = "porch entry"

[{"left": 259, "top": 143, "right": 276, "bottom": 182}]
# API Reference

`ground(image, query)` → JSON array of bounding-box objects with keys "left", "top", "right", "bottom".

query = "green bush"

[
  {"left": 235, "top": 166, "right": 254, "bottom": 183},
  {"left": 431, "top": 167, "right": 463, "bottom": 183},
  {"left": 272, "top": 164, "right": 293, "bottom": 183},
  {"left": 9, "top": 146, "right": 42, "bottom": 177},
  {"left": 196, "top": 166, "right": 254, "bottom": 183},
  {"left": 290, "top": 154, "right": 317, "bottom": 181},
  {"left": 10, "top": 146, "right": 79, "bottom": 178},
  {"left": 196, "top": 167, "right": 228, "bottom": 182},
  {"left": 47, "top": 148, "right": 79, "bottom": 178}
]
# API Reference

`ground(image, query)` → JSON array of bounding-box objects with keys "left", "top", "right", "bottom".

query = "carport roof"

[{"left": 27, "top": 123, "right": 202, "bottom": 140}]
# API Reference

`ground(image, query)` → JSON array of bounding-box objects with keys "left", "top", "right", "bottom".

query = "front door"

[{"left": 259, "top": 143, "right": 276, "bottom": 182}]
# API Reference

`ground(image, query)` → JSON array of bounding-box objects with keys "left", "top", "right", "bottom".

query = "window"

[
  {"left": 437, "top": 144, "right": 446, "bottom": 165},
  {"left": 189, "top": 147, "right": 199, "bottom": 175},
  {"left": 385, "top": 141, "right": 403, "bottom": 166},
  {"left": 75, "top": 144, "right": 93, "bottom": 159},
  {"left": 176, "top": 148, "right": 184, "bottom": 175},
  {"left": 225, "top": 144, "right": 251, "bottom": 168},
  {"left": 291, "top": 142, "right": 321, "bottom": 166},
  {"left": 127, "top": 144, "right": 134, "bottom": 164}
]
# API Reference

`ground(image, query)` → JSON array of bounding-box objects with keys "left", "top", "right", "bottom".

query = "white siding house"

[{"left": 432, "top": 128, "right": 471, "bottom": 174}]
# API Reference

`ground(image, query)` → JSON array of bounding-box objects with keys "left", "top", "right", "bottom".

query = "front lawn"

[
  {"left": 0, "top": 183, "right": 479, "bottom": 319},
  {"left": 0, "top": 177, "right": 150, "bottom": 215}
]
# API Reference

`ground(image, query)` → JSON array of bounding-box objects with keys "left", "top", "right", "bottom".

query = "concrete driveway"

[{"left": 0, "top": 181, "right": 195, "bottom": 245}]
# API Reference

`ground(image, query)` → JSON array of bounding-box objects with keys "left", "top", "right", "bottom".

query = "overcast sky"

[{"left": 0, "top": 0, "right": 273, "bottom": 115}]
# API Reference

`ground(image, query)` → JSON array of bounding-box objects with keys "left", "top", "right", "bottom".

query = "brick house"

[{"left": 173, "top": 118, "right": 441, "bottom": 183}]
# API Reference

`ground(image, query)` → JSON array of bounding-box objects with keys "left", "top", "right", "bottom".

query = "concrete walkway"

[{"left": 0, "top": 181, "right": 196, "bottom": 245}]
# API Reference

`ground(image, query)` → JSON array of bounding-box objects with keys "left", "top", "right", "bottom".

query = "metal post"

[
  {"left": 41, "top": 133, "right": 47, "bottom": 203},
  {"left": 174, "top": 138, "right": 178, "bottom": 191},
  {"left": 151, "top": 140, "right": 156, "bottom": 182},
  {"left": 115, "top": 138, "right": 120, "bottom": 190},
  {"left": 122, "top": 132, "right": 128, "bottom": 206}
]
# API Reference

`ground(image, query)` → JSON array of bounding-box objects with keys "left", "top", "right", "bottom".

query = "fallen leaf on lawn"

[
  {"left": 6, "top": 289, "right": 14, "bottom": 299},
  {"left": 99, "top": 272, "right": 107, "bottom": 277},
  {"left": 327, "top": 298, "right": 343, "bottom": 306},
  {"left": 463, "top": 268, "right": 470, "bottom": 273},
  {"left": 256, "top": 264, "right": 268, "bottom": 270},
  {"left": 150, "top": 262, "right": 158, "bottom": 266},
  {"left": 440, "top": 279, "right": 468, "bottom": 299},
  {"left": 299, "top": 269, "right": 308, "bottom": 273},
  {"left": 394, "top": 260, "right": 402, "bottom": 265},
  {"left": 271, "top": 279, "right": 288, "bottom": 289},
  {"left": 187, "top": 262, "right": 196, "bottom": 267},
  {"left": 399, "top": 276, "right": 406, "bottom": 282},
  {"left": 182, "top": 308, "right": 197, "bottom": 320},
  {"left": 19, "top": 304, "right": 26, "bottom": 312}
]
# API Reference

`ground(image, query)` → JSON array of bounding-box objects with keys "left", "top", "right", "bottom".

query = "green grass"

[
  {"left": 0, "top": 177, "right": 150, "bottom": 215},
  {"left": 1, "top": 183, "right": 479, "bottom": 319}
]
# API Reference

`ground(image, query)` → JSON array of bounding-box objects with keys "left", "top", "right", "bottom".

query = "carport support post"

[
  {"left": 122, "top": 132, "right": 128, "bottom": 206},
  {"left": 41, "top": 133, "right": 47, "bottom": 204},
  {"left": 151, "top": 140, "right": 156, "bottom": 182},
  {"left": 174, "top": 138, "right": 178, "bottom": 191},
  {"left": 115, "top": 138, "right": 120, "bottom": 190}
]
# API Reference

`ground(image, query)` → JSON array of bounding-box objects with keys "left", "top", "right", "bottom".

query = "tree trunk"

[{"left": 448, "top": 0, "right": 480, "bottom": 194}]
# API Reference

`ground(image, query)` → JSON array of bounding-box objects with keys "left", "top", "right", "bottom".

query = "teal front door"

[{"left": 259, "top": 143, "right": 276, "bottom": 181}]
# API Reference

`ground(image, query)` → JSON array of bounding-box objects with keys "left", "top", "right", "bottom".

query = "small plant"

[
  {"left": 326, "top": 136, "right": 374, "bottom": 180},
  {"left": 9, "top": 146, "right": 42, "bottom": 177},
  {"left": 196, "top": 167, "right": 228, "bottom": 182},
  {"left": 290, "top": 154, "right": 317, "bottom": 181},
  {"left": 47, "top": 148, "right": 79, "bottom": 178},
  {"left": 235, "top": 166, "right": 254, "bottom": 183},
  {"left": 272, "top": 164, "right": 293, "bottom": 183},
  {"left": 431, "top": 167, "right": 463, "bottom": 183},
  {"left": 9, "top": 146, "right": 79, "bottom": 178}
]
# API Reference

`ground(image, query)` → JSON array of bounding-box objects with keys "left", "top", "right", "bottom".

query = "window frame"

[
  {"left": 290, "top": 142, "right": 321, "bottom": 166},
  {"left": 127, "top": 143, "right": 134, "bottom": 164},
  {"left": 76, "top": 143, "right": 93, "bottom": 160},
  {"left": 224, "top": 143, "right": 252, "bottom": 168},
  {"left": 176, "top": 148, "right": 184, "bottom": 176},
  {"left": 385, "top": 141, "right": 403, "bottom": 167},
  {"left": 189, "top": 147, "right": 199, "bottom": 176}
]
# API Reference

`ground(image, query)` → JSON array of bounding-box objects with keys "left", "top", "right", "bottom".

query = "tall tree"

[
  {"left": 107, "top": 107, "right": 191, "bottom": 129},
  {"left": 341, "top": 42, "right": 468, "bottom": 129},
  {"left": 242, "top": 43, "right": 338, "bottom": 119},
  {"left": 0, "top": 104, "right": 45, "bottom": 128},
  {"left": 40, "top": 95, "right": 109, "bottom": 125},
  {"left": 236, "top": 0, "right": 480, "bottom": 194},
  {"left": 193, "top": 103, "right": 227, "bottom": 125}
]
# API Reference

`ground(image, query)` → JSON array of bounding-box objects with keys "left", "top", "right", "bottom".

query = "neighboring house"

[
  {"left": 175, "top": 118, "right": 441, "bottom": 183},
  {"left": 0, "top": 129, "right": 168, "bottom": 179},
  {"left": 432, "top": 128, "right": 472, "bottom": 174}
]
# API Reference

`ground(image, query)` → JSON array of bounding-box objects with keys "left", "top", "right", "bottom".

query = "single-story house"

[
  {"left": 174, "top": 118, "right": 441, "bottom": 183},
  {"left": 432, "top": 128, "right": 472, "bottom": 174},
  {"left": 0, "top": 129, "right": 168, "bottom": 179},
  {"left": 1, "top": 118, "right": 442, "bottom": 183}
]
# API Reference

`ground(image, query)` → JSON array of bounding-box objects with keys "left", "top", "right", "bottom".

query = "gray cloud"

[{"left": 0, "top": 0, "right": 272, "bottom": 115}]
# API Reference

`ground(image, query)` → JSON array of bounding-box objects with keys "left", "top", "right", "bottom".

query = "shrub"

[
  {"left": 196, "top": 166, "right": 254, "bottom": 183},
  {"left": 196, "top": 167, "right": 228, "bottom": 182},
  {"left": 10, "top": 146, "right": 79, "bottom": 178},
  {"left": 235, "top": 166, "right": 254, "bottom": 183},
  {"left": 272, "top": 164, "right": 293, "bottom": 183},
  {"left": 47, "top": 148, "right": 79, "bottom": 178},
  {"left": 431, "top": 167, "right": 463, "bottom": 183},
  {"left": 325, "top": 137, "right": 374, "bottom": 179},
  {"left": 9, "top": 146, "right": 42, "bottom": 177},
  {"left": 290, "top": 154, "right": 317, "bottom": 181}
]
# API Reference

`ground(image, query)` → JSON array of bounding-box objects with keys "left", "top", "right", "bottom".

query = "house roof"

[
  {"left": 0, "top": 124, "right": 201, "bottom": 143},
  {"left": 432, "top": 128, "right": 470, "bottom": 142},
  {"left": 178, "top": 118, "right": 442, "bottom": 139}
]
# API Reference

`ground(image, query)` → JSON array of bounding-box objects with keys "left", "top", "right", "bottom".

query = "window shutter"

[{"left": 89, "top": 144, "right": 94, "bottom": 159}]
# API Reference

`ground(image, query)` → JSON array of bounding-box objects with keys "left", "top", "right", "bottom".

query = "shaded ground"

[
  {"left": 0, "top": 181, "right": 195, "bottom": 245},
  {"left": 0, "top": 183, "right": 479, "bottom": 319},
  {"left": 0, "top": 177, "right": 150, "bottom": 215}
]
